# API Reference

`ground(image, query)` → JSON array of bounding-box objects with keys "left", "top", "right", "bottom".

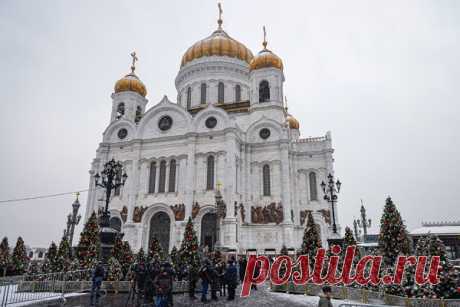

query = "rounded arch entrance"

[
  {"left": 149, "top": 212, "right": 171, "bottom": 252},
  {"left": 201, "top": 212, "right": 218, "bottom": 251}
]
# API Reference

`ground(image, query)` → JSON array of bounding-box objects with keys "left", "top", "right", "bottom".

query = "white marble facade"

[{"left": 84, "top": 18, "right": 340, "bottom": 255}]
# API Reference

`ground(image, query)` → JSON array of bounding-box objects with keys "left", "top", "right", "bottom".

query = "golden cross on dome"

[
  {"left": 263, "top": 26, "right": 268, "bottom": 49},
  {"left": 217, "top": 2, "right": 223, "bottom": 29},
  {"left": 130, "top": 51, "right": 138, "bottom": 73}
]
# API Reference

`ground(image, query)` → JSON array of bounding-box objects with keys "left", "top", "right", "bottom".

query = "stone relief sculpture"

[
  {"left": 133, "top": 206, "right": 146, "bottom": 223},
  {"left": 300, "top": 210, "right": 312, "bottom": 226},
  {"left": 192, "top": 202, "right": 200, "bottom": 219},
  {"left": 250, "top": 202, "right": 283, "bottom": 224},
  {"left": 239, "top": 203, "right": 246, "bottom": 223},
  {"left": 317, "top": 209, "right": 331, "bottom": 225},
  {"left": 170, "top": 203, "right": 185, "bottom": 221},
  {"left": 121, "top": 206, "right": 128, "bottom": 223}
]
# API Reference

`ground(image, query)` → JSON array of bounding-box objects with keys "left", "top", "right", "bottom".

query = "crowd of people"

[{"left": 91, "top": 251, "right": 250, "bottom": 306}]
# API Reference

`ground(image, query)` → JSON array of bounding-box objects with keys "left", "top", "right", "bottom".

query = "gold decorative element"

[
  {"left": 133, "top": 206, "right": 146, "bottom": 223},
  {"left": 75, "top": 192, "right": 80, "bottom": 200},
  {"left": 170, "top": 204, "right": 185, "bottom": 221},
  {"left": 121, "top": 206, "right": 128, "bottom": 223},
  {"left": 114, "top": 52, "right": 147, "bottom": 97},
  {"left": 192, "top": 202, "right": 200, "bottom": 219},
  {"left": 250, "top": 202, "right": 283, "bottom": 224},
  {"left": 249, "top": 26, "right": 283, "bottom": 71},
  {"left": 216, "top": 181, "right": 223, "bottom": 191},
  {"left": 284, "top": 96, "right": 300, "bottom": 130},
  {"left": 180, "top": 9, "right": 253, "bottom": 68}
]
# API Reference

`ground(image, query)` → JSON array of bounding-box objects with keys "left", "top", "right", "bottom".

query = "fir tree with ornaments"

[
  {"left": 76, "top": 212, "right": 100, "bottom": 270},
  {"left": 299, "top": 211, "right": 322, "bottom": 268},
  {"left": 11, "top": 237, "right": 29, "bottom": 275},
  {"left": 42, "top": 242, "right": 58, "bottom": 273},
  {"left": 107, "top": 256, "right": 122, "bottom": 282},
  {"left": 56, "top": 236, "right": 72, "bottom": 272},
  {"left": 148, "top": 235, "right": 164, "bottom": 260},
  {"left": 179, "top": 217, "right": 200, "bottom": 275},
  {"left": 378, "top": 197, "right": 412, "bottom": 296},
  {"left": 0, "top": 237, "right": 10, "bottom": 277}
]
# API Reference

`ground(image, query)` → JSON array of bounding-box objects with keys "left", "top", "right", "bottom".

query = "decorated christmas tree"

[
  {"left": 56, "top": 237, "right": 72, "bottom": 272},
  {"left": 299, "top": 212, "right": 322, "bottom": 268},
  {"left": 111, "top": 238, "right": 133, "bottom": 279},
  {"left": 148, "top": 236, "right": 164, "bottom": 260},
  {"left": 76, "top": 212, "right": 100, "bottom": 270},
  {"left": 107, "top": 256, "right": 123, "bottom": 282},
  {"left": 179, "top": 217, "right": 200, "bottom": 275},
  {"left": 11, "top": 237, "right": 29, "bottom": 275},
  {"left": 426, "top": 235, "right": 458, "bottom": 298},
  {"left": 27, "top": 261, "right": 41, "bottom": 276},
  {"left": 0, "top": 237, "right": 10, "bottom": 277},
  {"left": 378, "top": 197, "right": 411, "bottom": 266},
  {"left": 42, "top": 242, "right": 58, "bottom": 273},
  {"left": 341, "top": 227, "right": 360, "bottom": 279},
  {"left": 378, "top": 197, "right": 411, "bottom": 296}
]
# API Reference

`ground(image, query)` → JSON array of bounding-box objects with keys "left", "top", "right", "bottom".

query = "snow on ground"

[{"left": 0, "top": 284, "right": 84, "bottom": 306}]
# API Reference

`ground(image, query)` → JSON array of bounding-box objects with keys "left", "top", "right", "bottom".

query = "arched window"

[
  {"left": 200, "top": 83, "right": 207, "bottom": 104},
  {"left": 158, "top": 160, "right": 166, "bottom": 193},
  {"left": 309, "top": 172, "right": 318, "bottom": 201},
  {"left": 186, "top": 87, "right": 192, "bottom": 110},
  {"left": 148, "top": 161, "right": 156, "bottom": 193},
  {"left": 218, "top": 82, "right": 224, "bottom": 103},
  {"left": 168, "top": 159, "right": 176, "bottom": 192},
  {"left": 114, "top": 168, "right": 122, "bottom": 196},
  {"left": 235, "top": 84, "right": 241, "bottom": 102},
  {"left": 259, "top": 80, "right": 270, "bottom": 102},
  {"left": 116, "top": 102, "right": 125, "bottom": 119},
  {"left": 38, "top": 251, "right": 43, "bottom": 258},
  {"left": 206, "top": 156, "right": 215, "bottom": 190},
  {"left": 135, "top": 106, "right": 142, "bottom": 124},
  {"left": 263, "top": 164, "right": 271, "bottom": 196}
]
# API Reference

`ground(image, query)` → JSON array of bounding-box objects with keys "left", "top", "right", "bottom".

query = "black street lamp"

[
  {"left": 355, "top": 199, "right": 371, "bottom": 242},
  {"left": 214, "top": 182, "right": 227, "bottom": 251},
  {"left": 321, "top": 173, "right": 341, "bottom": 234},
  {"left": 94, "top": 158, "right": 127, "bottom": 263},
  {"left": 63, "top": 193, "right": 82, "bottom": 253}
]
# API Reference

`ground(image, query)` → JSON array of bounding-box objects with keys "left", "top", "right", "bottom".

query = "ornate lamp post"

[
  {"left": 353, "top": 219, "right": 361, "bottom": 242},
  {"left": 94, "top": 158, "right": 127, "bottom": 263},
  {"left": 355, "top": 200, "right": 371, "bottom": 242},
  {"left": 320, "top": 173, "right": 341, "bottom": 234},
  {"left": 214, "top": 182, "right": 227, "bottom": 251},
  {"left": 63, "top": 193, "right": 82, "bottom": 251}
]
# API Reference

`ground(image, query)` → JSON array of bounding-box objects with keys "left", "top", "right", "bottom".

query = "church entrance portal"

[
  {"left": 201, "top": 212, "right": 218, "bottom": 251},
  {"left": 149, "top": 212, "right": 170, "bottom": 252}
]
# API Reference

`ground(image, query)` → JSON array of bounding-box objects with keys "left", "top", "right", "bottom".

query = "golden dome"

[
  {"left": 286, "top": 114, "right": 300, "bottom": 130},
  {"left": 180, "top": 29, "right": 253, "bottom": 67},
  {"left": 180, "top": 4, "right": 253, "bottom": 67},
  {"left": 250, "top": 26, "right": 283, "bottom": 71},
  {"left": 114, "top": 52, "right": 147, "bottom": 97},
  {"left": 114, "top": 73, "right": 147, "bottom": 97}
]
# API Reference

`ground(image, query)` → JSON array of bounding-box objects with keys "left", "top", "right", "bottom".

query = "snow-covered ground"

[{"left": 0, "top": 284, "right": 83, "bottom": 306}]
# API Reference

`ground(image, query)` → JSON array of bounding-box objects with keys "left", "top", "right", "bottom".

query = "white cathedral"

[{"left": 84, "top": 8, "right": 340, "bottom": 255}]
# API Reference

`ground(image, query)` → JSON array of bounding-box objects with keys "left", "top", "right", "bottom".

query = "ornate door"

[
  {"left": 149, "top": 212, "right": 170, "bottom": 252},
  {"left": 201, "top": 213, "right": 217, "bottom": 250}
]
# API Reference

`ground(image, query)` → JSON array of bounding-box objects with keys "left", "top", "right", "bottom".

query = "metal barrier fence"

[
  {"left": 271, "top": 283, "right": 460, "bottom": 307},
  {"left": 0, "top": 269, "right": 91, "bottom": 307}
]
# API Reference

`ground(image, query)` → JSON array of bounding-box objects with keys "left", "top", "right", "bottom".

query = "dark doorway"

[
  {"left": 149, "top": 212, "right": 171, "bottom": 252},
  {"left": 201, "top": 212, "right": 218, "bottom": 251}
]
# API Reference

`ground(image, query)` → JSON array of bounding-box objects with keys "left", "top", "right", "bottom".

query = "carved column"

[{"left": 184, "top": 135, "right": 197, "bottom": 219}]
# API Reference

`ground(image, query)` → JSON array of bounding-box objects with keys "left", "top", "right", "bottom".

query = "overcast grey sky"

[{"left": 1, "top": 0, "right": 459, "bottom": 247}]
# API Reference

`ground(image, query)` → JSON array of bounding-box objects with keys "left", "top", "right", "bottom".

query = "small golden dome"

[
  {"left": 114, "top": 73, "right": 147, "bottom": 97},
  {"left": 286, "top": 114, "right": 300, "bottom": 130},
  {"left": 250, "top": 26, "right": 283, "bottom": 71},
  {"left": 114, "top": 52, "right": 147, "bottom": 97}
]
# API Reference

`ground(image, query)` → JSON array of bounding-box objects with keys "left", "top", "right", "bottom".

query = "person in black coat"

[
  {"left": 199, "top": 260, "right": 212, "bottom": 303},
  {"left": 224, "top": 257, "right": 238, "bottom": 301},
  {"left": 90, "top": 262, "right": 105, "bottom": 306},
  {"left": 238, "top": 256, "right": 247, "bottom": 283}
]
